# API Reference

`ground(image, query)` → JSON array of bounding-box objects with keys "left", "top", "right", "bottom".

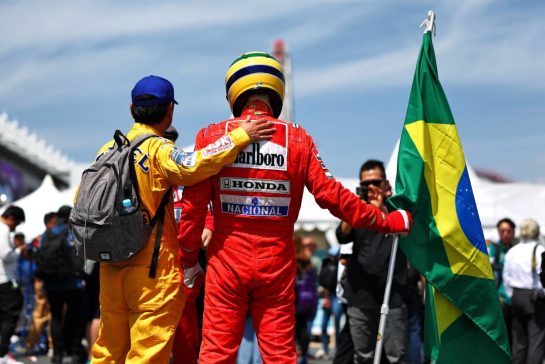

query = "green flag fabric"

[{"left": 387, "top": 31, "right": 511, "bottom": 363}]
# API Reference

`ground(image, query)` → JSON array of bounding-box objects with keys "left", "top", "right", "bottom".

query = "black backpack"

[
  {"left": 35, "top": 228, "right": 84, "bottom": 279},
  {"left": 318, "top": 256, "right": 338, "bottom": 292}
]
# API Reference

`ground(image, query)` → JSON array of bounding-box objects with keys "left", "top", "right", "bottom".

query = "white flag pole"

[
  {"left": 420, "top": 10, "right": 436, "bottom": 35},
  {"left": 373, "top": 11, "right": 436, "bottom": 364},
  {"left": 373, "top": 234, "right": 399, "bottom": 364}
]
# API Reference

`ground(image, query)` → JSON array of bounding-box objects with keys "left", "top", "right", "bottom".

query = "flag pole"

[
  {"left": 420, "top": 10, "right": 436, "bottom": 35},
  {"left": 373, "top": 12, "right": 437, "bottom": 364},
  {"left": 373, "top": 234, "right": 399, "bottom": 364}
]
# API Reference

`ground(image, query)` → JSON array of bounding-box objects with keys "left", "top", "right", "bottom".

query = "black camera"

[{"left": 356, "top": 185, "right": 369, "bottom": 202}]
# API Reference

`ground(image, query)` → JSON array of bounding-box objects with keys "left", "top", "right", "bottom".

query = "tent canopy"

[{"left": 1, "top": 175, "right": 76, "bottom": 239}]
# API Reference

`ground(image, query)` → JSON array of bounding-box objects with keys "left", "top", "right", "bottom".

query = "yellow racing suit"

[{"left": 91, "top": 122, "right": 250, "bottom": 364}]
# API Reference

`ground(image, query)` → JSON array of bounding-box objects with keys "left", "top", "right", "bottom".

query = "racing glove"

[{"left": 183, "top": 263, "right": 204, "bottom": 289}]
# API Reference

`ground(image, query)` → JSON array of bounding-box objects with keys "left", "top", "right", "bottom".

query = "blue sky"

[{"left": 1, "top": 0, "right": 544, "bottom": 181}]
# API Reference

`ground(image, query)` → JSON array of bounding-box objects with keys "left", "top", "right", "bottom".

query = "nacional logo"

[
  {"left": 220, "top": 178, "right": 290, "bottom": 194},
  {"left": 227, "top": 121, "right": 288, "bottom": 171},
  {"left": 220, "top": 194, "right": 290, "bottom": 217}
]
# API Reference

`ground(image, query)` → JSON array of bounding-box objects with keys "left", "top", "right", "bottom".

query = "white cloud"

[
  {"left": 1, "top": 0, "right": 367, "bottom": 109},
  {"left": 294, "top": 0, "right": 545, "bottom": 96},
  {"left": 0, "top": 0, "right": 319, "bottom": 56}
]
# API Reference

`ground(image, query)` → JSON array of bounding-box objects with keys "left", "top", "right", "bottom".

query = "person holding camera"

[
  {"left": 503, "top": 219, "right": 545, "bottom": 364},
  {"left": 336, "top": 160, "right": 410, "bottom": 364}
]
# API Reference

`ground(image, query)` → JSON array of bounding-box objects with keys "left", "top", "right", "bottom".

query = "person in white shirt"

[
  {"left": 0, "top": 205, "right": 26, "bottom": 364},
  {"left": 503, "top": 218, "right": 545, "bottom": 364}
]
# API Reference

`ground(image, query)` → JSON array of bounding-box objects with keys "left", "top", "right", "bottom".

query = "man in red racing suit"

[
  {"left": 172, "top": 184, "right": 213, "bottom": 364},
  {"left": 179, "top": 100, "right": 412, "bottom": 363}
]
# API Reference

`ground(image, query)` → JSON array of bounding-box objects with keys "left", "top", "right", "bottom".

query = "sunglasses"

[{"left": 360, "top": 179, "right": 383, "bottom": 187}]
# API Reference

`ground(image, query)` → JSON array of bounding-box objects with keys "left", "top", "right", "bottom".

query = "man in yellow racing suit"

[{"left": 89, "top": 75, "right": 275, "bottom": 363}]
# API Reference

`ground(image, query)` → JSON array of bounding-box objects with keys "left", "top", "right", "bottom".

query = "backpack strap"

[
  {"left": 148, "top": 187, "right": 173, "bottom": 278},
  {"left": 532, "top": 243, "right": 539, "bottom": 289},
  {"left": 114, "top": 129, "right": 130, "bottom": 147},
  {"left": 127, "top": 132, "right": 173, "bottom": 278},
  {"left": 115, "top": 130, "right": 172, "bottom": 278},
  {"left": 127, "top": 132, "right": 159, "bottom": 200}
]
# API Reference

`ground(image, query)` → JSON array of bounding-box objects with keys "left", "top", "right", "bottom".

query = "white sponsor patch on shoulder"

[
  {"left": 220, "top": 194, "right": 290, "bottom": 217},
  {"left": 171, "top": 148, "right": 196, "bottom": 167},
  {"left": 202, "top": 134, "right": 234, "bottom": 158},
  {"left": 220, "top": 177, "right": 290, "bottom": 194}
]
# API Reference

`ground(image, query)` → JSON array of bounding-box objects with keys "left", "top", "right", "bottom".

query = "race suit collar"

[
  {"left": 241, "top": 100, "right": 273, "bottom": 117},
  {"left": 130, "top": 122, "right": 162, "bottom": 137}
]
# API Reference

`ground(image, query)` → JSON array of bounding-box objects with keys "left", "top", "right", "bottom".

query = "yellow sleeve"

[{"left": 157, "top": 127, "right": 250, "bottom": 186}]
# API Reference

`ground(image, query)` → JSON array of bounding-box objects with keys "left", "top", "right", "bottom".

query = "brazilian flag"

[{"left": 387, "top": 31, "right": 511, "bottom": 363}]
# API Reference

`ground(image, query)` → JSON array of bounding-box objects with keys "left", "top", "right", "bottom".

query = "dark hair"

[
  {"left": 43, "top": 212, "right": 57, "bottom": 225},
  {"left": 56, "top": 205, "right": 72, "bottom": 222},
  {"left": 1, "top": 205, "right": 25, "bottom": 223},
  {"left": 359, "top": 159, "right": 386, "bottom": 179},
  {"left": 496, "top": 218, "right": 516, "bottom": 230},
  {"left": 163, "top": 126, "right": 179, "bottom": 142},
  {"left": 131, "top": 95, "right": 170, "bottom": 125}
]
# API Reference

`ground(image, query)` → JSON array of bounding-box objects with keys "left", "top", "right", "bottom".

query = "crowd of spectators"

[
  {"left": 0, "top": 205, "right": 99, "bottom": 364},
  {"left": 0, "top": 161, "right": 543, "bottom": 364}
]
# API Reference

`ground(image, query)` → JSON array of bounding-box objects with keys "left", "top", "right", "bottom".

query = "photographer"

[{"left": 336, "top": 160, "right": 409, "bottom": 364}]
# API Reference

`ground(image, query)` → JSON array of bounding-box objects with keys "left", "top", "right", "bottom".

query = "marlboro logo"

[{"left": 227, "top": 121, "right": 288, "bottom": 171}]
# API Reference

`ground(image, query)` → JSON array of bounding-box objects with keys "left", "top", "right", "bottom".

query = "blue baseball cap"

[{"left": 131, "top": 75, "right": 179, "bottom": 106}]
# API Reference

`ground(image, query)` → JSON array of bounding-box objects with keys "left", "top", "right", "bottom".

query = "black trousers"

[
  {"left": 295, "top": 313, "right": 312, "bottom": 358},
  {"left": 46, "top": 289, "right": 86, "bottom": 358},
  {"left": 348, "top": 305, "right": 409, "bottom": 364},
  {"left": 0, "top": 281, "right": 23, "bottom": 357},
  {"left": 333, "top": 304, "right": 354, "bottom": 364},
  {"left": 511, "top": 289, "right": 545, "bottom": 364}
]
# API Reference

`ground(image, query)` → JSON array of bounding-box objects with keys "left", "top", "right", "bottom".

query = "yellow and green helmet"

[{"left": 225, "top": 51, "right": 285, "bottom": 118}]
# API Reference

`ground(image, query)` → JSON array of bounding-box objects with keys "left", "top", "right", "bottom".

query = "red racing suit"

[
  {"left": 179, "top": 101, "right": 410, "bottom": 364},
  {"left": 172, "top": 186, "right": 212, "bottom": 364}
]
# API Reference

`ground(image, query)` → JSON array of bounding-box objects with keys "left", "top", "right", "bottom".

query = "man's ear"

[{"left": 130, "top": 103, "right": 137, "bottom": 120}]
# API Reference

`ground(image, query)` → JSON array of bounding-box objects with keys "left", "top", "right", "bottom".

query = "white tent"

[
  {"left": 296, "top": 142, "right": 545, "bottom": 244},
  {"left": 1, "top": 175, "right": 76, "bottom": 239}
]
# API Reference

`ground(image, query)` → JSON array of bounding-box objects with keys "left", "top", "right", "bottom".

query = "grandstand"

[{"left": 0, "top": 113, "right": 74, "bottom": 205}]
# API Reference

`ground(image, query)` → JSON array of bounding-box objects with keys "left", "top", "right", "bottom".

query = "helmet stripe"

[
  {"left": 226, "top": 65, "right": 285, "bottom": 94},
  {"left": 230, "top": 52, "right": 276, "bottom": 66}
]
